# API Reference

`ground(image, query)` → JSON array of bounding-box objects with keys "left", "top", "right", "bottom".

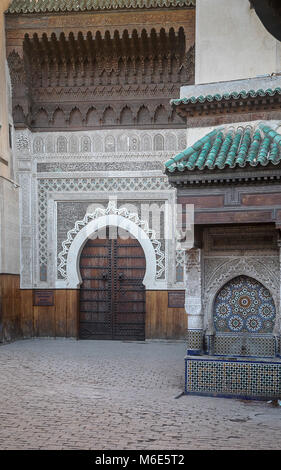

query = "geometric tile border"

[
  {"left": 213, "top": 334, "right": 276, "bottom": 358},
  {"left": 185, "top": 355, "right": 281, "bottom": 400}
]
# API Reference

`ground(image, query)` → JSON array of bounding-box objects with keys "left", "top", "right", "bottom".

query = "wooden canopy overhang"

[
  {"left": 167, "top": 163, "right": 281, "bottom": 231},
  {"left": 165, "top": 123, "right": 281, "bottom": 230},
  {"left": 166, "top": 162, "right": 281, "bottom": 187},
  {"left": 5, "top": 0, "right": 195, "bottom": 130}
]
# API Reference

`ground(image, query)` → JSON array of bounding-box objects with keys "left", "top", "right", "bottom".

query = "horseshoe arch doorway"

[{"left": 79, "top": 226, "right": 146, "bottom": 340}]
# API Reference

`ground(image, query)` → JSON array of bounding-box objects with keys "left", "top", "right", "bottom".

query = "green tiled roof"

[
  {"left": 171, "top": 87, "right": 281, "bottom": 107},
  {"left": 7, "top": 0, "right": 195, "bottom": 14},
  {"left": 165, "top": 123, "right": 281, "bottom": 173}
]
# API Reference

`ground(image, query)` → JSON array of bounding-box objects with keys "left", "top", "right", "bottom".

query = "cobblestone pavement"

[{"left": 0, "top": 339, "right": 281, "bottom": 450}]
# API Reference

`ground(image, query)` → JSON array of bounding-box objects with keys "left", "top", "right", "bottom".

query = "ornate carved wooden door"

[{"left": 79, "top": 227, "right": 146, "bottom": 340}]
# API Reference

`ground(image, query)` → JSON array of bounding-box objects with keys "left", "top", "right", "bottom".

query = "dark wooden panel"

[
  {"left": 114, "top": 236, "right": 146, "bottom": 340},
  {"left": 242, "top": 193, "right": 281, "bottom": 206},
  {"left": 168, "top": 291, "right": 185, "bottom": 308},
  {"left": 33, "top": 290, "right": 54, "bottom": 306},
  {"left": 79, "top": 235, "right": 112, "bottom": 339},
  {"left": 178, "top": 195, "right": 224, "bottom": 208},
  {"left": 195, "top": 211, "right": 273, "bottom": 224}
]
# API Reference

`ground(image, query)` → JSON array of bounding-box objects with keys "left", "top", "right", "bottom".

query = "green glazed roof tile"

[
  {"left": 268, "top": 143, "right": 279, "bottom": 163},
  {"left": 171, "top": 87, "right": 281, "bottom": 107},
  {"left": 165, "top": 128, "right": 219, "bottom": 170},
  {"left": 165, "top": 123, "right": 281, "bottom": 173},
  {"left": 246, "top": 130, "right": 262, "bottom": 164},
  {"left": 7, "top": 0, "right": 195, "bottom": 13},
  {"left": 215, "top": 130, "right": 233, "bottom": 169},
  {"left": 224, "top": 129, "right": 242, "bottom": 168},
  {"left": 235, "top": 127, "right": 251, "bottom": 166}
]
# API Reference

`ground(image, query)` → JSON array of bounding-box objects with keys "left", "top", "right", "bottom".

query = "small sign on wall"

[
  {"left": 168, "top": 291, "right": 185, "bottom": 308},
  {"left": 33, "top": 290, "right": 54, "bottom": 306}
]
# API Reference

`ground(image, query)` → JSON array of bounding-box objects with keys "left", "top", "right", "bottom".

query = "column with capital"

[{"left": 185, "top": 248, "right": 204, "bottom": 355}]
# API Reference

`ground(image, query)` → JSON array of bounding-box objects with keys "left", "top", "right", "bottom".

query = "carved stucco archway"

[
  {"left": 57, "top": 200, "right": 166, "bottom": 289},
  {"left": 203, "top": 257, "right": 280, "bottom": 336},
  {"left": 65, "top": 214, "right": 159, "bottom": 289}
]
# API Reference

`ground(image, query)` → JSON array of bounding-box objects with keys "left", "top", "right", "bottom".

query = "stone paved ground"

[{"left": 0, "top": 338, "right": 281, "bottom": 450}]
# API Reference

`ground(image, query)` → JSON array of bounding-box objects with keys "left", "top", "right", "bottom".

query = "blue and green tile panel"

[
  {"left": 171, "top": 87, "right": 281, "bottom": 107},
  {"left": 6, "top": 0, "right": 195, "bottom": 14},
  {"left": 165, "top": 123, "right": 281, "bottom": 173}
]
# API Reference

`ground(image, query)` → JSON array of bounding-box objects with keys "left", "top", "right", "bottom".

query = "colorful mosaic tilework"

[
  {"left": 214, "top": 276, "right": 276, "bottom": 334},
  {"left": 185, "top": 356, "right": 281, "bottom": 400},
  {"left": 187, "top": 329, "right": 203, "bottom": 353},
  {"left": 213, "top": 334, "right": 276, "bottom": 357},
  {"left": 278, "top": 336, "right": 281, "bottom": 357}
]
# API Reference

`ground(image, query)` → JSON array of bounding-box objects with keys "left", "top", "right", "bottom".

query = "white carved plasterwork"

[
  {"left": 14, "top": 129, "right": 187, "bottom": 163},
  {"left": 33, "top": 137, "right": 44, "bottom": 154},
  {"left": 28, "top": 128, "right": 187, "bottom": 157},
  {"left": 203, "top": 255, "right": 280, "bottom": 335},
  {"left": 20, "top": 227, "right": 33, "bottom": 286},
  {"left": 18, "top": 173, "right": 31, "bottom": 225},
  {"left": 18, "top": 172, "right": 33, "bottom": 287},
  {"left": 57, "top": 200, "right": 165, "bottom": 283},
  {"left": 14, "top": 128, "right": 180, "bottom": 289},
  {"left": 185, "top": 248, "right": 203, "bottom": 330},
  {"left": 38, "top": 176, "right": 171, "bottom": 274},
  {"left": 175, "top": 249, "right": 185, "bottom": 285},
  {"left": 15, "top": 131, "right": 30, "bottom": 154},
  {"left": 176, "top": 249, "right": 186, "bottom": 268}
]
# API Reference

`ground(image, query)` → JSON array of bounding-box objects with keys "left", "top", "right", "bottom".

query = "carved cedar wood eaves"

[{"left": 8, "top": 29, "right": 195, "bottom": 130}]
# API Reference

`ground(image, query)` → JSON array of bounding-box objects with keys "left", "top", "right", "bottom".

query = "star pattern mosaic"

[{"left": 214, "top": 276, "right": 276, "bottom": 334}]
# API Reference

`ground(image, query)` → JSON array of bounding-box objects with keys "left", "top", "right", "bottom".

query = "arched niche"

[
  {"left": 213, "top": 275, "right": 276, "bottom": 335},
  {"left": 204, "top": 257, "right": 280, "bottom": 336},
  {"left": 210, "top": 275, "right": 278, "bottom": 357}
]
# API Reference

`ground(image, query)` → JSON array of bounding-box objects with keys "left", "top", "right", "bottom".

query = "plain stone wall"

[
  {"left": 180, "top": 75, "right": 281, "bottom": 99},
  {"left": 195, "top": 0, "right": 281, "bottom": 84},
  {"left": 0, "top": 178, "right": 20, "bottom": 274}
]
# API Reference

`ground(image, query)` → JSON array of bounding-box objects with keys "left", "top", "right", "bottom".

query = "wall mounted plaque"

[
  {"left": 168, "top": 291, "right": 185, "bottom": 308},
  {"left": 33, "top": 290, "right": 54, "bottom": 306}
]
